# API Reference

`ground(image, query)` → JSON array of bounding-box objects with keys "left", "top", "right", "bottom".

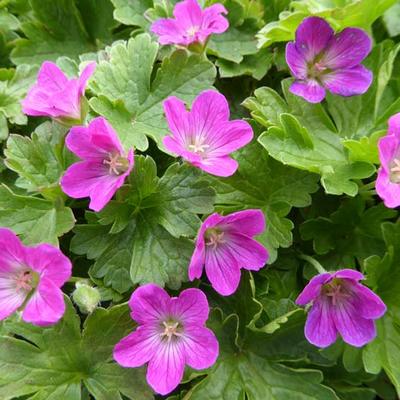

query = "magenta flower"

[
  {"left": 189, "top": 209, "right": 268, "bottom": 296},
  {"left": 286, "top": 16, "right": 372, "bottom": 103},
  {"left": 151, "top": 0, "right": 228, "bottom": 46},
  {"left": 163, "top": 90, "right": 253, "bottom": 177},
  {"left": 376, "top": 113, "right": 400, "bottom": 208},
  {"left": 22, "top": 61, "right": 96, "bottom": 123},
  {"left": 61, "top": 117, "right": 134, "bottom": 212},
  {"left": 113, "top": 284, "right": 218, "bottom": 395},
  {"left": 296, "top": 269, "right": 386, "bottom": 348},
  {"left": 0, "top": 228, "right": 72, "bottom": 326}
]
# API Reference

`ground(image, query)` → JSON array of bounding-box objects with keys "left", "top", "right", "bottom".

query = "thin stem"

[
  {"left": 359, "top": 181, "right": 376, "bottom": 192},
  {"left": 298, "top": 254, "right": 327, "bottom": 274},
  {"left": 68, "top": 277, "right": 86, "bottom": 283}
]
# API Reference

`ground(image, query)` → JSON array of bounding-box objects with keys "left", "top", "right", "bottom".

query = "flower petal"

[
  {"left": 323, "top": 27, "right": 372, "bottom": 69},
  {"left": 163, "top": 96, "right": 190, "bottom": 145},
  {"left": 197, "top": 155, "right": 238, "bottom": 177},
  {"left": 295, "top": 17, "right": 334, "bottom": 62},
  {"left": 173, "top": 0, "right": 202, "bottom": 29},
  {"left": 183, "top": 326, "right": 219, "bottom": 369},
  {"left": 78, "top": 62, "right": 96, "bottom": 96},
  {"left": 22, "top": 277, "right": 65, "bottom": 326},
  {"left": 296, "top": 273, "right": 332, "bottom": 306},
  {"left": 377, "top": 133, "right": 398, "bottom": 172},
  {"left": 322, "top": 65, "right": 372, "bottom": 97},
  {"left": 221, "top": 209, "right": 266, "bottom": 237},
  {"left": 188, "top": 235, "right": 205, "bottom": 280},
  {"left": 225, "top": 232, "right": 268, "bottom": 271},
  {"left": 334, "top": 269, "right": 364, "bottom": 281},
  {"left": 289, "top": 80, "right": 326, "bottom": 103},
  {"left": 205, "top": 246, "right": 241, "bottom": 296},
  {"left": 305, "top": 298, "right": 337, "bottom": 348},
  {"left": 376, "top": 167, "right": 400, "bottom": 208},
  {"left": 201, "top": 4, "right": 228, "bottom": 35},
  {"left": 0, "top": 274, "right": 26, "bottom": 321},
  {"left": 351, "top": 283, "right": 386, "bottom": 320},
  {"left": 388, "top": 113, "right": 400, "bottom": 137},
  {"left": 113, "top": 325, "right": 160, "bottom": 367},
  {"left": 129, "top": 283, "right": 171, "bottom": 324},
  {"left": 37, "top": 61, "right": 68, "bottom": 92},
  {"left": 24, "top": 244, "right": 72, "bottom": 287},
  {"left": 170, "top": 288, "right": 210, "bottom": 325},
  {"left": 0, "top": 228, "right": 25, "bottom": 272},
  {"left": 332, "top": 300, "right": 376, "bottom": 347},
  {"left": 286, "top": 42, "right": 307, "bottom": 79},
  {"left": 147, "top": 341, "right": 185, "bottom": 395}
]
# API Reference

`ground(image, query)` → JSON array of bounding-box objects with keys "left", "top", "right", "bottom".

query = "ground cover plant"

[{"left": 0, "top": 0, "right": 400, "bottom": 399}]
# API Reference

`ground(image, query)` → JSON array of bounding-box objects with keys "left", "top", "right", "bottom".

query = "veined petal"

[
  {"left": 388, "top": 113, "right": 400, "bottom": 137},
  {"left": 173, "top": 0, "right": 202, "bottom": 29},
  {"left": 289, "top": 80, "right": 326, "bottom": 103},
  {"left": 183, "top": 325, "right": 219, "bottom": 369},
  {"left": 147, "top": 340, "right": 185, "bottom": 395},
  {"left": 332, "top": 300, "right": 376, "bottom": 347},
  {"left": 296, "top": 273, "right": 332, "bottom": 306},
  {"left": 351, "top": 283, "right": 386, "bottom": 320},
  {"left": 78, "top": 62, "right": 96, "bottom": 96},
  {"left": 322, "top": 65, "right": 372, "bottom": 97},
  {"left": 377, "top": 133, "right": 399, "bottom": 172},
  {"left": 0, "top": 274, "right": 26, "bottom": 321},
  {"left": 129, "top": 284, "right": 171, "bottom": 324},
  {"left": 295, "top": 17, "right": 334, "bottom": 62},
  {"left": 113, "top": 325, "right": 160, "bottom": 368},
  {"left": 170, "top": 288, "right": 210, "bottom": 325},
  {"left": 188, "top": 235, "right": 205, "bottom": 280},
  {"left": 0, "top": 228, "right": 26, "bottom": 272},
  {"left": 163, "top": 96, "right": 190, "bottom": 145},
  {"left": 286, "top": 42, "right": 307, "bottom": 79},
  {"left": 22, "top": 278, "right": 65, "bottom": 326},
  {"left": 198, "top": 155, "right": 238, "bottom": 177},
  {"left": 24, "top": 244, "right": 72, "bottom": 287},
  {"left": 221, "top": 209, "right": 266, "bottom": 237},
  {"left": 151, "top": 19, "right": 186, "bottom": 45},
  {"left": 323, "top": 27, "right": 372, "bottom": 69},
  {"left": 37, "top": 61, "right": 68, "bottom": 92},
  {"left": 205, "top": 246, "right": 241, "bottom": 296},
  {"left": 333, "top": 269, "right": 364, "bottom": 281},
  {"left": 224, "top": 232, "right": 268, "bottom": 271},
  {"left": 376, "top": 167, "right": 400, "bottom": 208},
  {"left": 305, "top": 298, "right": 337, "bottom": 348},
  {"left": 201, "top": 4, "right": 228, "bottom": 34}
]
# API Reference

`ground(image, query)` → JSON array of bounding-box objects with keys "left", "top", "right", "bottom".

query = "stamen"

[
  {"left": 324, "top": 280, "right": 351, "bottom": 306},
  {"left": 15, "top": 270, "right": 34, "bottom": 292},
  {"left": 206, "top": 231, "right": 226, "bottom": 250},
  {"left": 188, "top": 142, "right": 210, "bottom": 154},
  {"left": 186, "top": 26, "right": 199, "bottom": 37},
  {"left": 390, "top": 158, "right": 400, "bottom": 183},
  {"left": 161, "top": 321, "right": 182, "bottom": 341},
  {"left": 103, "top": 153, "right": 129, "bottom": 175}
]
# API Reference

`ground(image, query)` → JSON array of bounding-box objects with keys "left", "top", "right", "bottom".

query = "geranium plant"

[{"left": 0, "top": 0, "right": 399, "bottom": 399}]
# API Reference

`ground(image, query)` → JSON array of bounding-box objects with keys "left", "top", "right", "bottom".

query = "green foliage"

[{"left": 0, "top": 298, "right": 152, "bottom": 399}]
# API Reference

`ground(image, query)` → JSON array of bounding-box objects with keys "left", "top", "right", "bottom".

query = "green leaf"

[
  {"left": 10, "top": 0, "right": 108, "bottom": 65},
  {"left": 0, "top": 299, "right": 152, "bottom": 400},
  {"left": 383, "top": 2, "right": 400, "bottom": 37},
  {"left": 71, "top": 156, "right": 215, "bottom": 293},
  {"left": 111, "top": 0, "right": 153, "bottom": 28},
  {"left": 208, "top": 138, "right": 318, "bottom": 262},
  {"left": 244, "top": 81, "right": 376, "bottom": 196},
  {"left": 216, "top": 48, "right": 273, "bottom": 80},
  {"left": 188, "top": 311, "right": 339, "bottom": 400},
  {"left": 4, "top": 121, "right": 70, "bottom": 194},
  {"left": 0, "top": 64, "right": 37, "bottom": 139},
  {"left": 89, "top": 34, "right": 216, "bottom": 151},
  {"left": 257, "top": 0, "right": 396, "bottom": 48},
  {"left": 0, "top": 184, "right": 75, "bottom": 246},
  {"left": 207, "top": 27, "right": 258, "bottom": 63}
]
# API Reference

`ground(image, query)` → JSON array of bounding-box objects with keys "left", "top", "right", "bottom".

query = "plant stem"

[
  {"left": 68, "top": 277, "right": 86, "bottom": 284},
  {"left": 298, "top": 254, "right": 327, "bottom": 274}
]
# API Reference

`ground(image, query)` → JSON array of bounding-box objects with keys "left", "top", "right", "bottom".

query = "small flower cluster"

[{"left": 8, "top": 1, "right": 389, "bottom": 396}]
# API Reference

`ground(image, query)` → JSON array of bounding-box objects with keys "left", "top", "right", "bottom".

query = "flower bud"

[{"left": 72, "top": 282, "right": 101, "bottom": 314}]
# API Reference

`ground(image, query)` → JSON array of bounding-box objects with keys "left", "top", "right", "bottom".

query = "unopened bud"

[{"left": 72, "top": 282, "right": 101, "bottom": 314}]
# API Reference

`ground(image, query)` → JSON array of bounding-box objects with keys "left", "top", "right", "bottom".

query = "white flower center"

[
  {"left": 390, "top": 158, "right": 400, "bottom": 183},
  {"left": 186, "top": 26, "right": 199, "bottom": 37},
  {"left": 205, "top": 230, "right": 226, "bottom": 250},
  {"left": 187, "top": 137, "right": 210, "bottom": 155},
  {"left": 161, "top": 321, "right": 182, "bottom": 341},
  {"left": 15, "top": 270, "right": 34, "bottom": 292},
  {"left": 103, "top": 153, "right": 129, "bottom": 175}
]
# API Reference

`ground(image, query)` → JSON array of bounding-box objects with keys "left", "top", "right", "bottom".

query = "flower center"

[
  {"left": 390, "top": 158, "right": 400, "bottom": 183},
  {"left": 187, "top": 137, "right": 210, "bottom": 155},
  {"left": 161, "top": 320, "right": 183, "bottom": 341},
  {"left": 14, "top": 269, "right": 39, "bottom": 293},
  {"left": 186, "top": 26, "right": 199, "bottom": 37},
  {"left": 103, "top": 153, "right": 129, "bottom": 176},
  {"left": 205, "top": 228, "right": 226, "bottom": 250},
  {"left": 322, "top": 278, "right": 351, "bottom": 306}
]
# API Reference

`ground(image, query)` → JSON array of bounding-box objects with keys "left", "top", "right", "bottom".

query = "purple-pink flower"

[
  {"left": 163, "top": 90, "right": 253, "bottom": 177},
  {"left": 189, "top": 209, "right": 268, "bottom": 296},
  {"left": 151, "top": 0, "right": 228, "bottom": 46},
  {"left": 61, "top": 117, "right": 134, "bottom": 212},
  {"left": 286, "top": 17, "right": 372, "bottom": 103},
  {"left": 22, "top": 61, "right": 96, "bottom": 123},
  {"left": 113, "top": 284, "right": 218, "bottom": 395},
  {"left": 296, "top": 269, "right": 386, "bottom": 348},
  {"left": 0, "top": 228, "right": 72, "bottom": 326},
  {"left": 376, "top": 113, "right": 400, "bottom": 208}
]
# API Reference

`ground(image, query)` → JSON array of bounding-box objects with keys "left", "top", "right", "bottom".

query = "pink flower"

[
  {"left": 22, "top": 61, "right": 96, "bottom": 123},
  {"left": 296, "top": 269, "right": 386, "bottom": 348},
  {"left": 189, "top": 210, "right": 268, "bottom": 295},
  {"left": 113, "top": 284, "right": 219, "bottom": 395},
  {"left": 0, "top": 228, "right": 72, "bottom": 326},
  {"left": 376, "top": 113, "right": 400, "bottom": 208},
  {"left": 60, "top": 117, "right": 134, "bottom": 212},
  {"left": 163, "top": 90, "right": 253, "bottom": 177},
  {"left": 286, "top": 17, "right": 372, "bottom": 103},
  {"left": 151, "top": 0, "right": 228, "bottom": 46}
]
